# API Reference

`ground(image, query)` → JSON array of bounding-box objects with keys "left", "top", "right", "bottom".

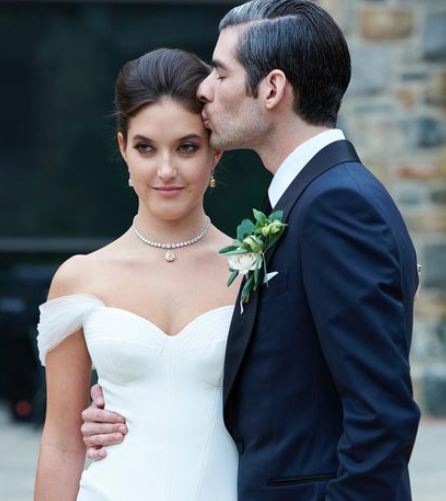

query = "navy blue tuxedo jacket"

[{"left": 223, "top": 140, "right": 420, "bottom": 500}]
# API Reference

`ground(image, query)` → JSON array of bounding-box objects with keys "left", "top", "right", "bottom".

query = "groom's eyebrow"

[{"left": 211, "top": 59, "right": 229, "bottom": 71}]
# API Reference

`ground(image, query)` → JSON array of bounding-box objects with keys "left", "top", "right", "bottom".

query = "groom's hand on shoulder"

[{"left": 81, "top": 383, "right": 128, "bottom": 461}]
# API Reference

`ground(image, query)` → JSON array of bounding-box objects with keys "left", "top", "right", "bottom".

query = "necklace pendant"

[{"left": 165, "top": 250, "right": 176, "bottom": 262}]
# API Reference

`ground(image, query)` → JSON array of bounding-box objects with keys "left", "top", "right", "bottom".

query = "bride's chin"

[{"left": 148, "top": 205, "right": 190, "bottom": 223}]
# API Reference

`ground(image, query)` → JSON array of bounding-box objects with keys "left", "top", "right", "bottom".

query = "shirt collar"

[{"left": 268, "top": 129, "right": 345, "bottom": 208}]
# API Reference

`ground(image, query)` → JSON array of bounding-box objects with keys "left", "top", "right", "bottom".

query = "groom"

[{"left": 81, "top": 1, "right": 420, "bottom": 499}]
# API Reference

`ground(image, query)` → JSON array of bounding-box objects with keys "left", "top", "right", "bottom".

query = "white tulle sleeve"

[{"left": 37, "top": 294, "right": 104, "bottom": 366}]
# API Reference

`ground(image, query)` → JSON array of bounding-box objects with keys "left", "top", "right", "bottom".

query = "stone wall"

[{"left": 321, "top": 0, "right": 446, "bottom": 415}]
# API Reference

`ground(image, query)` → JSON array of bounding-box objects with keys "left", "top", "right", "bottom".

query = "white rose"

[{"left": 228, "top": 252, "right": 260, "bottom": 275}]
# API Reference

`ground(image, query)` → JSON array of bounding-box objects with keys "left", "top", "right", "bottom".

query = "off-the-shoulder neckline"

[
  {"left": 41, "top": 292, "right": 106, "bottom": 306},
  {"left": 39, "top": 293, "right": 235, "bottom": 338}
]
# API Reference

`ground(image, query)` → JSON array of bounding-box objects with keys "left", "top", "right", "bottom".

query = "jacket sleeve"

[{"left": 300, "top": 186, "right": 420, "bottom": 500}]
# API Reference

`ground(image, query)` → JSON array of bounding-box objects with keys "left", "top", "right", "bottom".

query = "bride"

[{"left": 34, "top": 48, "right": 240, "bottom": 501}]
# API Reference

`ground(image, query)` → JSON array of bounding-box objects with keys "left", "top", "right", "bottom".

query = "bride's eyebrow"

[
  {"left": 131, "top": 134, "right": 201, "bottom": 143},
  {"left": 178, "top": 134, "right": 202, "bottom": 141},
  {"left": 132, "top": 134, "right": 152, "bottom": 142}
]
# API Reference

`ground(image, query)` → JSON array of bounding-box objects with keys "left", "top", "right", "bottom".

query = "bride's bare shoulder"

[
  {"left": 210, "top": 225, "right": 234, "bottom": 248},
  {"left": 47, "top": 255, "right": 91, "bottom": 300},
  {"left": 47, "top": 234, "right": 130, "bottom": 300}
]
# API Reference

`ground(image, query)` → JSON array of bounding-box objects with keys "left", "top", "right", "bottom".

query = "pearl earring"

[
  {"left": 209, "top": 172, "right": 216, "bottom": 188},
  {"left": 128, "top": 178, "right": 133, "bottom": 187}
]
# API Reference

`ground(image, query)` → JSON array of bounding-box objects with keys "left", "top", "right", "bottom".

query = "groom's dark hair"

[{"left": 220, "top": 0, "right": 351, "bottom": 127}]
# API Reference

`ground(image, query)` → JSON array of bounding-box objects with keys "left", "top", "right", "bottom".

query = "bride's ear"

[
  {"left": 212, "top": 149, "right": 223, "bottom": 168},
  {"left": 117, "top": 132, "right": 127, "bottom": 162}
]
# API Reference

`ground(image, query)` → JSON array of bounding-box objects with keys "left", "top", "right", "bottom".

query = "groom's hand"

[{"left": 81, "top": 384, "right": 127, "bottom": 460}]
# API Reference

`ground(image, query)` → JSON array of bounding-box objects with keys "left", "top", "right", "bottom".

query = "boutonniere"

[{"left": 219, "top": 209, "right": 287, "bottom": 305}]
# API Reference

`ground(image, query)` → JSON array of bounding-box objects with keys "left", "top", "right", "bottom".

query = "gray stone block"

[
  {"left": 347, "top": 46, "right": 391, "bottom": 95},
  {"left": 395, "top": 182, "right": 430, "bottom": 207},
  {"left": 412, "top": 319, "right": 446, "bottom": 358},
  {"left": 422, "top": 365, "right": 446, "bottom": 416},
  {"left": 401, "top": 71, "right": 429, "bottom": 82},
  {"left": 401, "top": 117, "right": 446, "bottom": 148},
  {"left": 422, "top": 241, "right": 446, "bottom": 290},
  {"left": 431, "top": 186, "right": 446, "bottom": 204},
  {"left": 423, "top": 12, "right": 446, "bottom": 61}
]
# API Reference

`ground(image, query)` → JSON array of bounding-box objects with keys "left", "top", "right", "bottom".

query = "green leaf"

[
  {"left": 237, "top": 219, "right": 255, "bottom": 242},
  {"left": 241, "top": 274, "right": 254, "bottom": 303},
  {"left": 227, "top": 270, "right": 239, "bottom": 287},
  {"left": 253, "top": 209, "right": 267, "bottom": 224},
  {"left": 269, "top": 210, "right": 284, "bottom": 222},
  {"left": 253, "top": 265, "right": 262, "bottom": 290},
  {"left": 221, "top": 248, "right": 252, "bottom": 256},
  {"left": 219, "top": 245, "right": 238, "bottom": 254}
]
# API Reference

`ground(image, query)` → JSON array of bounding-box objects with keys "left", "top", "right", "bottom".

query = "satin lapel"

[{"left": 223, "top": 140, "right": 360, "bottom": 405}]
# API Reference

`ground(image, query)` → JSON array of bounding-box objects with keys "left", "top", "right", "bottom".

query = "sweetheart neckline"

[
  {"left": 43, "top": 293, "right": 235, "bottom": 339},
  {"left": 96, "top": 304, "right": 235, "bottom": 339}
]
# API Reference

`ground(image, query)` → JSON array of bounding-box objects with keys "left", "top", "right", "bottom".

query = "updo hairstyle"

[{"left": 115, "top": 48, "right": 210, "bottom": 142}]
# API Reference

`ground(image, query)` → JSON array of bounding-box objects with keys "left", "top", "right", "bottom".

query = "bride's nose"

[{"left": 157, "top": 155, "right": 177, "bottom": 181}]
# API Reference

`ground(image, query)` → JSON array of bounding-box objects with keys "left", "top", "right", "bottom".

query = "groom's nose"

[{"left": 197, "top": 76, "right": 212, "bottom": 103}]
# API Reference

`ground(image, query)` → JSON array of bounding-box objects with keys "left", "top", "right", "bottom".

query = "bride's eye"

[
  {"left": 134, "top": 143, "right": 153, "bottom": 153},
  {"left": 179, "top": 143, "right": 199, "bottom": 154}
]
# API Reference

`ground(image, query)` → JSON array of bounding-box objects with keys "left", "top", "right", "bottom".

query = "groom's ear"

[{"left": 261, "top": 70, "right": 288, "bottom": 111}]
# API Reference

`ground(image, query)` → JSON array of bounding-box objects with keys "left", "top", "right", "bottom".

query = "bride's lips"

[{"left": 153, "top": 186, "right": 184, "bottom": 198}]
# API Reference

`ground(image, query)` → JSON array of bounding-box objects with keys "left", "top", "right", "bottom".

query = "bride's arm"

[
  {"left": 35, "top": 258, "right": 92, "bottom": 501},
  {"left": 34, "top": 327, "right": 91, "bottom": 501}
]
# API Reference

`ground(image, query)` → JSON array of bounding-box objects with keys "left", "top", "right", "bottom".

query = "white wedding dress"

[{"left": 37, "top": 294, "right": 238, "bottom": 501}]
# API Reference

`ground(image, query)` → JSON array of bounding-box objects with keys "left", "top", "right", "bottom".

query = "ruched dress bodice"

[{"left": 37, "top": 294, "right": 238, "bottom": 501}]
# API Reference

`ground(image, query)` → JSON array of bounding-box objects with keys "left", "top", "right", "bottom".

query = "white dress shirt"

[{"left": 268, "top": 129, "right": 345, "bottom": 208}]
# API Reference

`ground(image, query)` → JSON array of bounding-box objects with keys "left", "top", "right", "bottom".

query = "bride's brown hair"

[{"left": 115, "top": 48, "right": 210, "bottom": 143}]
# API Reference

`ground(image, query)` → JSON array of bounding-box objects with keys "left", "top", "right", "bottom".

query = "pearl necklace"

[{"left": 132, "top": 215, "right": 211, "bottom": 262}]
